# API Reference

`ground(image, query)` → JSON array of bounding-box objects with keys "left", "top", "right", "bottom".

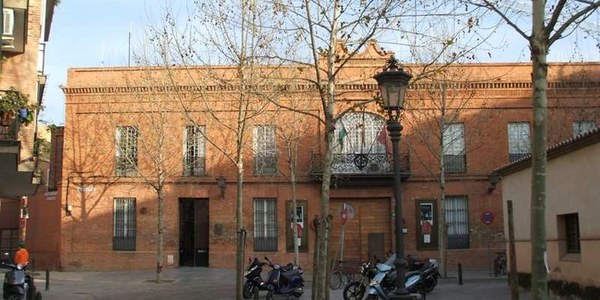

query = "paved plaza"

[{"left": 15, "top": 267, "right": 532, "bottom": 300}]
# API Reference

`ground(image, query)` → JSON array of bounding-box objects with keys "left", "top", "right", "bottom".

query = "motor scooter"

[
  {"left": 262, "top": 257, "right": 304, "bottom": 300},
  {"left": 365, "top": 261, "right": 425, "bottom": 300},
  {"left": 243, "top": 257, "right": 268, "bottom": 299},
  {"left": 1, "top": 253, "right": 41, "bottom": 300},
  {"left": 243, "top": 257, "right": 304, "bottom": 300}
]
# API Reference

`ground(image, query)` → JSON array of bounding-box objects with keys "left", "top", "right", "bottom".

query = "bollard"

[
  {"left": 45, "top": 269, "right": 49, "bottom": 291},
  {"left": 458, "top": 263, "right": 463, "bottom": 285}
]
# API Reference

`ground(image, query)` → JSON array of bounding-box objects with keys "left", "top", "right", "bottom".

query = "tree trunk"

[
  {"left": 290, "top": 143, "right": 300, "bottom": 265},
  {"left": 530, "top": 1, "right": 549, "bottom": 298},
  {"left": 438, "top": 86, "right": 448, "bottom": 278},
  {"left": 156, "top": 186, "right": 164, "bottom": 283},
  {"left": 236, "top": 162, "right": 245, "bottom": 300}
]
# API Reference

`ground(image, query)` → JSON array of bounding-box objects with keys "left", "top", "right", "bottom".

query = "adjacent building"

[
  {"left": 46, "top": 42, "right": 600, "bottom": 271},
  {"left": 496, "top": 127, "right": 600, "bottom": 298},
  {"left": 0, "top": 0, "right": 56, "bottom": 259}
]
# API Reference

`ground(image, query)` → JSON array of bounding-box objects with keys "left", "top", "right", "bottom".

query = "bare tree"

[
  {"left": 142, "top": 1, "right": 291, "bottom": 298},
  {"left": 460, "top": 1, "right": 600, "bottom": 298},
  {"left": 275, "top": 97, "right": 319, "bottom": 265},
  {"left": 403, "top": 67, "right": 498, "bottom": 277}
]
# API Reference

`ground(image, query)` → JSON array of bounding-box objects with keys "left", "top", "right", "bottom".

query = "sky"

[
  {"left": 39, "top": 1, "right": 600, "bottom": 125},
  {"left": 41, "top": 0, "right": 163, "bottom": 124}
]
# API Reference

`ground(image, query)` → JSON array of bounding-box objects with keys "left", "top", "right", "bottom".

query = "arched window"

[
  {"left": 335, "top": 112, "right": 386, "bottom": 155},
  {"left": 332, "top": 112, "right": 391, "bottom": 173}
]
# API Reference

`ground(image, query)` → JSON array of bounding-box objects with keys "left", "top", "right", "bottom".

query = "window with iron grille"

[
  {"left": 183, "top": 125, "right": 206, "bottom": 176},
  {"left": 508, "top": 122, "right": 531, "bottom": 162},
  {"left": 443, "top": 123, "right": 466, "bottom": 173},
  {"left": 254, "top": 198, "right": 277, "bottom": 251},
  {"left": 564, "top": 213, "right": 580, "bottom": 254},
  {"left": 113, "top": 198, "right": 136, "bottom": 251},
  {"left": 115, "top": 126, "right": 138, "bottom": 176},
  {"left": 572, "top": 121, "right": 597, "bottom": 137},
  {"left": 445, "top": 196, "right": 469, "bottom": 249},
  {"left": 0, "top": 229, "right": 19, "bottom": 260},
  {"left": 253, "top": 125, "right": 277, "bottom": 175},
  {"left": 334, "top": 112, "right": 387, "bottom": 155}
]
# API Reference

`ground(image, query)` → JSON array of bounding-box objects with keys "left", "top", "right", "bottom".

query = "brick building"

[
  {"left": 0, "top": 0, "right": 56, "bottom": 259},
  {"left": 54, "top": 42, "right": 599, "bottom": 271}
]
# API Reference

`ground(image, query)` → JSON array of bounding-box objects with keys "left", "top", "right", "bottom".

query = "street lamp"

[{"left": 374, "top": 55, "right": 413, "bottom": 300}]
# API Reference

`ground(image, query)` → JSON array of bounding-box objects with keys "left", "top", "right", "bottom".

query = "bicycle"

[{"left": 329, "top": 260, "right": 358, "bottom": 290}]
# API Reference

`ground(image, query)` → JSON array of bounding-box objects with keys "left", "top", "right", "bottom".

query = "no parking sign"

[{"left": 481, "top": 211, "right": 494, "bottom": 225}]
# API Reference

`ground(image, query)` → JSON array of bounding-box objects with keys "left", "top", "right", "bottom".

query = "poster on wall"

[
  {"left": 291, "top": 206, "right": 304, "bottom": 246},
  {"left": 420, "top": 203, "right": 434, "bottom": 244}
]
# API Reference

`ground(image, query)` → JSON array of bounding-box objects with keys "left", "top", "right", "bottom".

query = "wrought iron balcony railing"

[
  {"left": 309, "top": 152, "right": 410, "bottom": 176},
  {"left": 0, "top": 117, "right": 19, "bottom": 142}
]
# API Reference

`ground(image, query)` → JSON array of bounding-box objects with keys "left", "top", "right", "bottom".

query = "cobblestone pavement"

[{"left": 15, "top": 268, "right": 531, "bottom": 300}]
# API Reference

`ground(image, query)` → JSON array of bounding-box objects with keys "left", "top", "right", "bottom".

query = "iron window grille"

[
  {"left": 113, "top": 197, "right": 136, "bottom": 251},
  {"left": 445, "top": 195, "right": 469, "bottom": 249},
  {"left": 0, "top": 229, "right": 19, "bottom": 260},
  {"left": 254, "top": 198, "right": 277, "bottom": 251},
  {"left": 572, "top": 121, "right": 597, "bottom": 137},
  {"left": 443, "top": 123, "right": 466, "bottom": 173},
  {"left": 333, "top": 112, "right": 391, "bottom": 173},
  {"left": 507, "top": 122, "right": 531, "bottom": 162},
  {"left": 564, "top": 213, "right": 580, "bottom": 254},
  {"left": 253, "top": 125, "right": 277, "bottom": 175},
  {"left": 115, "top": 126, "right": 138, "bottom": 176},
  {"left": 183, "top": 125, "right": 206, "bottom": 176}
]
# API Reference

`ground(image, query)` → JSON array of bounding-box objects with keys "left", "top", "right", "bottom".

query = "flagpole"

[{"left": 128, "top": 22, "right": 132, "bottom": 67}]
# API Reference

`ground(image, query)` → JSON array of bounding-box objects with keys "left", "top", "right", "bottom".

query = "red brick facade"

[{"left": 51, "top": 44, "right": 600, "bottom": 272}]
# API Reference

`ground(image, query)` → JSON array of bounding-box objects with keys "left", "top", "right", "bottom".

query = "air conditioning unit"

[
  {"left": 1, "top": 7, "right": 24, "bottom": 53},
  {"left": 2, "top": 8, "right": 14, "bottom": 36}
]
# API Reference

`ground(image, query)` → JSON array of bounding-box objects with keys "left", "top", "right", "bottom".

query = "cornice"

[{"left": 62, "top": 81, "right": 600, "bottom": 96}]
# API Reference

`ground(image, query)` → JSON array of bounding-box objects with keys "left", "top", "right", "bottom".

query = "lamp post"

[{"left": 374, "top": 56, "right": 413, "bottom": 300}]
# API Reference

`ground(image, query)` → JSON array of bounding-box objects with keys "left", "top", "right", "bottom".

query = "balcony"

[
  {"left": 0, "top": 115, "right": 20, "bottom": 142},
  {"left": 0, "top": 114, "right": 38, "bottom": 197},
  {"left": 309, "top": 152, "right": 410, "bottom": 187}
]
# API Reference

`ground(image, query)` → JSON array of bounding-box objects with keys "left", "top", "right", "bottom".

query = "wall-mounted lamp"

[
  {"left": 20, "top": 207, "right": 29, "bottom": 219},
  {"left": 65, "top": 204, "right": 73, "bottom": 216},
  {"left": 216, "top": 176, "right": 226, "bottom": 200},
  {"left": 488, "top": 172, "right": 501, "bottom": 193}
]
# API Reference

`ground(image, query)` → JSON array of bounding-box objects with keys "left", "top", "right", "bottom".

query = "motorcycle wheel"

[
  {"left": 415, "top": 284, "right": 427, "bottom": 300},
  {"left": 343, "top": 281, "right": 365, "bottom": 300},
  {"left": 242, "top": 282, "right": 256, "bottom": 299},
  {"left": 424, "top": 276, "right": 437, "bottom": 292},
  {"left": 329, "top": 270, "right": 344, "bottom": 290},
  {"left": 266, "top": 291, "right": 274, "bottom": 300}
]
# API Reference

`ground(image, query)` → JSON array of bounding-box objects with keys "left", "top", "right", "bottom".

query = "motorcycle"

[
  {"left": 365, "top": 260, "right": 426, "bottom": 300},
  {"left": 243, "top": 257, "right": 267, "bottom": 299},
  {"left": 406, "top": 255, "right": 439, "bottom": 292},
  {"left": 242, "top": 257, "right": 304, "bottom": 300},
  {"left": 420, "top": 259, "right": 440, "bottom": 293},
  {"left": 343, "top": 260, "right": 377, "bottom": 300},
  {"left": 1, "top": 259, "right": 41, "bottom": 300}
]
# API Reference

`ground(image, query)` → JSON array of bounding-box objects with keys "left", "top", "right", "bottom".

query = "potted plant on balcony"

[{"left": 0, "top": 87, "right": 37, "bottom": 126}]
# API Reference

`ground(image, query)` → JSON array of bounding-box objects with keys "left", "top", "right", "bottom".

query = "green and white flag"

[{"left": 338, "top": 126, "right": 348, "bottom": 149}]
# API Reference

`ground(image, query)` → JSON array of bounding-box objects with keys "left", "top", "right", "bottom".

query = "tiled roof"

[{"left": 494, "top": 126, "right": 600, "bottom": 176}]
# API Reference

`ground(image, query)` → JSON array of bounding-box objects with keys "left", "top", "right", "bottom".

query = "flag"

[
  {"left": 338, "top": 127, "right": 348, "bottom": 149},
  {"left": 377, "top": 126, "right": 390, "bottom": 154}
]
